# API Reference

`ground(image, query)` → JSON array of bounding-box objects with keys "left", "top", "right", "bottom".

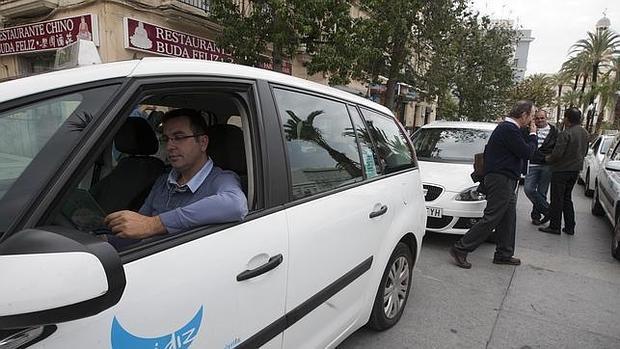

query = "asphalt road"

[{"left": 340, "top": 183, "right": 620, "bottom": 349}]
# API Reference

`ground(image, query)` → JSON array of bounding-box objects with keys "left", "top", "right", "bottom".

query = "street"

[{"left": 340, "top": 184, "right": 620, "bottom": 348}]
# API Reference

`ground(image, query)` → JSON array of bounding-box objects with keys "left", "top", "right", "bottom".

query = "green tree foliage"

[
  {"left": 446, "top": 16, "right": 516, "bottom": 121},
  {"left": 210, "top": 0, "right": 351, "bottom": 72},
  {"left": 570, "top": 29, "right": 620, "bottom": 130},
  {"left": 511, "top": 74, "right": 555, "bottom": 108}
]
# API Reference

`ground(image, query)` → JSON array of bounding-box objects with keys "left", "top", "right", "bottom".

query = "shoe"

[
  {"left": 449, "top": 247, "right": 472, "bottom": 269},
  {"left": 538, "top": 215, "right": 550, "bottom": 225},
  {"left": 539, "top": 226, "right": 561, "bottom": 235},
  {"left": 493, "top": 256, "right": 521, "bottom": 265},
  {"left": 562, "top": 227, "right": 575, "bottom": 235},
  {"left": 531, "top": 218, "right": 542, "bottom": 225}
]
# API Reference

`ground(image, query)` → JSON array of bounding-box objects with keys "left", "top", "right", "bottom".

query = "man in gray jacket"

[{"left": 539, "top": 108, "right": 589, "bottom": 235}]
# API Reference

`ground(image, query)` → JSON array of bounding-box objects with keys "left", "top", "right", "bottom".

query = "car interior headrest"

[{"left": 114, "top": 117, "right": 159, "bottom": 156}]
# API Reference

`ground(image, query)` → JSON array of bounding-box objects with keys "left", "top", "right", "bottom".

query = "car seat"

[
  {"left": 91, "top": 117, "right": 165, "bottom": 213},
  {"left": 206, "top": 124, "right": 247, "bottom": 195}
]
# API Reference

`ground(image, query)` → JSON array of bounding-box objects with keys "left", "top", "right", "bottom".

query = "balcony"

[
  {"left": 0, "top": 0, "right": 59, "bottom": 20},
  {"left": 178, "top": 0, "right": 211, "bottom": 13}
]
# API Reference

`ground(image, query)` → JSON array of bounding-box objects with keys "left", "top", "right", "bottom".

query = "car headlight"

[{"left": 454, "top": 186, "right": 486, "bottom": 201}]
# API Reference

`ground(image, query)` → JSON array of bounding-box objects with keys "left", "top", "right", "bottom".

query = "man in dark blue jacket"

[{"left": 450, "top": 101, "right": 538, "bottom": 269}]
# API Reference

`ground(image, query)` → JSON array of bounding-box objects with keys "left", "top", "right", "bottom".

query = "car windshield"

[
  {"left": 0, "top": 93, "right": 83, "bottom": 201},
  {"left": 411, "top": 127, "right": 492, "bottom": 163}
]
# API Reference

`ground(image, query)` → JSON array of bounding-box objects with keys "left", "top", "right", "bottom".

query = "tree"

[
  {"left": 305, "top": 0, "right": 472, "bottom": 113},
  {"left": 449, "top": 16, "right": 516, "bottom": 121},
  {"left": 511, "top": 74, "right": 555, "bottom": 108},
  {"left": 594, "top": 56, "right": 620, "bottom": 132},
  {"left": 210, "top": 0, "right": 351, "bottom": 73},
  {"left": 552, "top": 71, "right": 573, "bottom": 123},
  {"left": 570, "top": 29, "right": 620, "bottom": 130}
]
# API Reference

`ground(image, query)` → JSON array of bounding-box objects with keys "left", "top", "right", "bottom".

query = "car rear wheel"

[
  {"left": 584, "top": 169, "right": 594, "bottom": 197},
  {"left": 591, "top": 184, "right": 604, "bottom": 217},
  {"left": 368, "top": 242, "right": 413, "bottom": 331}
]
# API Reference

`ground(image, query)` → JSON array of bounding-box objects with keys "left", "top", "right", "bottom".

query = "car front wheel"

[
  {"left": 368, "top": 242, "right": 413, "bottom": 331},
  {"left": 585, "top": 169, "right": 594, "bottom": 197},
  {"left": 613, "top": 216, "right": 620, "bottom": 261},
  {"left": 592, "top": 184, "right": 604, "bottom": 217}
]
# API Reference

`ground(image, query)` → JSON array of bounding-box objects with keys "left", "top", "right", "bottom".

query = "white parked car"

[
  {"left": 580, "top": 134, "right": 615, "bottom": 196},
  {"left": 0, "top": 58, "right": 426, "bottom": 348},
  {"left": 591, "top": 133, "right": 620, "bottom": 260},
  {"left": 410, "top": 121, "right": 496, "bottom": 234}
]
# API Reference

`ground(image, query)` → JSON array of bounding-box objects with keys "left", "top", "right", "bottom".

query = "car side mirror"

[
  {"left": 0, "top": 227, "right": 125, "bottom": 329},
  {"left": 587, "top": 148, "right": 594, "bottom": 156},
  {"left": 605, "top": 160, "right": 620, "bottom": 172}
]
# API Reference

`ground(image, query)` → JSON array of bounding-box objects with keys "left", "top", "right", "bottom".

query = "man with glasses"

[
  {"left": 523, "top": 110, "right": 558, "bottom": 225},
  {"left": 105, "top": 108, "right": 248, "bottom": 245}
]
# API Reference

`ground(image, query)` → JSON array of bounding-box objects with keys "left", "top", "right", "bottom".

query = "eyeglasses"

[{"left": 160, "top": 133, "right": 205, "bottom": 144}]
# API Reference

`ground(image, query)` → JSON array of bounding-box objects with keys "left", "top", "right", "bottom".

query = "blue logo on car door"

[{"left": 111, "top": 306, "right": 203, "bottom": 348}]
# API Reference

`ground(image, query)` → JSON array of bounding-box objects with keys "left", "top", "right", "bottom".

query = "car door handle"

[
  {"left": 236, "top": 254, "right": 284, "bottom": 281},
  {"left": 369, "top": 205, "right": 388, "bottom": 218}
]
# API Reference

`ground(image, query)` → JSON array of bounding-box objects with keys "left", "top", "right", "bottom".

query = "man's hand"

[
  {"left": 529, "top": 120, "right": 537, "bottom": 134},
  {"left": 104, "top": 210, "right": 166, "bottom": 239}
]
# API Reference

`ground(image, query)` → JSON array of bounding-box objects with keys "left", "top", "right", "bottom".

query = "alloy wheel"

[{"left": 383, "top": 256, "right": 410, "bottom": 319}]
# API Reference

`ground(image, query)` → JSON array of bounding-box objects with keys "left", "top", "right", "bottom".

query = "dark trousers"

[
  {"left": 454, "top": 173, "right": 517, "bottom": 259},
  {"left": 548, "top": 171, "right": 579, "bottom": 231}
]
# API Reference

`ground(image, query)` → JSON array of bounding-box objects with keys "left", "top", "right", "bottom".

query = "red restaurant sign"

[
  {"left": 0, "top": 14, "right": 99, "bottom": 56},
  {"left": 123, "top": 18, "right": 291, "bottom": 75}
]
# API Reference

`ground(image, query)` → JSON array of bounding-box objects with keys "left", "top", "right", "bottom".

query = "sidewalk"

[{"left": 340, "top": 186, "right": 620, "bottom": 349}]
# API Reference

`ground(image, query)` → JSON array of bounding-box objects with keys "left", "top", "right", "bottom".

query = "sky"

[{"left": 470, "top": 0, "right": 620, "bottom": 76}]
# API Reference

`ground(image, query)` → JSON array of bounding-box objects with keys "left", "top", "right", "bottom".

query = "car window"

[
  {"left": 591, "top": 138, "right": 601, "bottom": 153},
  {"left": 348, "top": 106, "right": 381, "bottom": 179},
  {"left": 44, "top": 88, "right": 253, "bottom": 251},
  {"left": 601, "top": 138, "right": 613, "bottom": 154},
  {"left": 274, "top": 89, "right": 363, "bottom": 200},
  {"left": 611, "top": 144, "right": 620, "bottom": 161},
  {"left": 411, "top": 127, "right": 492, "bottom": 163},
  {"left": 0, "top": 87, "right": 117, "bottom": 202},
  {"left": 360, "top": 108, "right": 416, "bottom": 174}
]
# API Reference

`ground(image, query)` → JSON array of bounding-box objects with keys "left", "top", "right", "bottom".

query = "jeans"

[
  {"left": 548, "top": 171, "right": 579, "bottom": 231},
  {"left": 524, "top": 165, "right": 551, "bottom": 220}
]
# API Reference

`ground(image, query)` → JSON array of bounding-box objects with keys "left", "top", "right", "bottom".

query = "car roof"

[
  {"left": 0, "top": 57, "right": 392, "bottom": 115},
  {"left": 419, "top": 120, "right": 497, "bottom": 130}
]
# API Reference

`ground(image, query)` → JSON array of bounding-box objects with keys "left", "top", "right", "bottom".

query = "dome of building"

[{"left": 596, "top": 16, "right": 611, "bottom": 29}]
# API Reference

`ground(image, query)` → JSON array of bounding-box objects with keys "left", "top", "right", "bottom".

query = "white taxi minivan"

[{"left": 0, "top": 58, "right": 426, "bottom": 348}]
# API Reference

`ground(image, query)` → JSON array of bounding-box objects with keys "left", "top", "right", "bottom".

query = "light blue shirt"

[
  {"left": 140, "top": 158, "right": 248, "bottom": 234},
  {"left": 166, "top": 158, "right": 214, "bottom": 193}
]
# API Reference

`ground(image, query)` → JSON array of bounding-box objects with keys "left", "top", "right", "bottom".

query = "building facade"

[
  {"left": 514, "top": 29, "right": 534, "bottom": 82},
  {"left": 0, "top": 0, "right": 432, "bottom": 127}
]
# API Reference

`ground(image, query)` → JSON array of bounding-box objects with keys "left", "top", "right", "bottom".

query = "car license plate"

[{"left": 426, "top": 207, "right": 442, "bottom": 218}]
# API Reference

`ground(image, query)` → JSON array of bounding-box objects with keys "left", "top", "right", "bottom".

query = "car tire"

[
  {"left": 367, "top": 242, "right": 413, "bottom": 331},
  {"left": 591, "top": 185, "right": 605, "bottom": 217},
  {"left": 613, "top": 216, "right": 620, "bottom": 261},
  {"left": 584, "top": 170, "right": 594, "bottom": 197}
]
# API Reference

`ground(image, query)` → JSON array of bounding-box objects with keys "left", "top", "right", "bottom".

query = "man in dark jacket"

[
  {"left": 449, "top": 100, "right": 538, "bottom": 269},
  {"left": 539, "top": 108, "right": 589, "bottom": 235},
  {"left": 524, "top": 110, "right": 558, "bottom": 225}
]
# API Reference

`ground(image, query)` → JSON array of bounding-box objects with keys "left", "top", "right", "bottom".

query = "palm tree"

[
  {"left": 560, "top": 90, "right": 581, "bottom": 109},
  {"left": 552, "top": 71, "right": 573, "bottom": 123},
  {"left": 570, "top": 29, "right": 620, "bottom": 130},
  {"left": 561, "top": 52, "right": 591, "bottom": 92},
  {"left": 608, "top": 56, "right": 620, "bottom": 128}
]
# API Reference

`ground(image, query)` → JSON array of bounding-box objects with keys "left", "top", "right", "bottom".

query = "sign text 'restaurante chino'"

[
  {"left": 0, "top": 15, "right": 97, "bottom": 56},
  {"left": 124, "top": 18, "right": 232, "bottom": 62}
]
